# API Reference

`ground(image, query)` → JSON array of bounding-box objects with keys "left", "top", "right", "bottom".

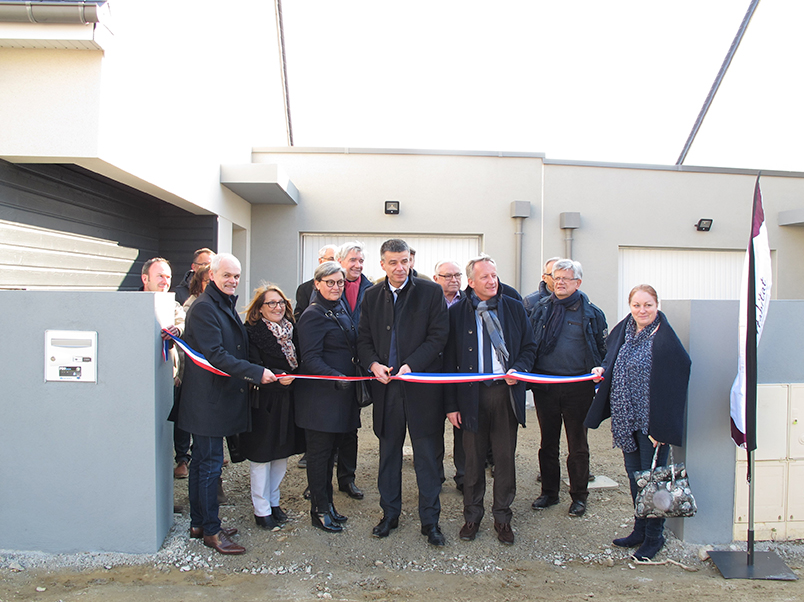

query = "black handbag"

[
  {"left": 321, "top": 305, "right": 373, "bottom": 408},
  {"left": 633, "top": 444, "right": 697, "bottom": 519}
]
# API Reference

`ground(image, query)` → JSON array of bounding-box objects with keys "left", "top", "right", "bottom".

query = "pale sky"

[{"left": 280, "top": 1, "right": 803, "bottom": 172}]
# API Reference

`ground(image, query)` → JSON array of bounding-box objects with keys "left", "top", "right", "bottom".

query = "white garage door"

[
  {"left": 301, "top": 233, "right": 481, "bottom": 286},
  {"left": 617, "top": 247, "right": 763, "bottom": 321}
]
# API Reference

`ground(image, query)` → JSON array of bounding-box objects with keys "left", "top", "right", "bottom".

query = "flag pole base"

[{"left": 709, "top": 551, "right": 797, "bottom": 580}]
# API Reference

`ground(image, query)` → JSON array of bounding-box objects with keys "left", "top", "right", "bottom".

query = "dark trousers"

[
  {"left": 305, "top": 429, "right": 345, "bottom": 513},
  {"left": 377, "top": 382, "right": 442, "bottom": 526},
  {"left": 188, "top": 434, "right": 223, "bottom": 536},
  {"left": 336, "top": 428, "right": 358, "bottom": 486},
  {"left": 174, "top": 425, "right": 191, "bottom": 464},
  {"left": 463, "top": 383, "right": 518, "bottom": 524},
  {"left": 453, "top": 426, "right": 465, "bottom": 487},
  {"left": 533, "top": 380, "right": 595, "bottom": 502},
  {"left": 623, "top": 432, "right": 669, "bottom": 539}
]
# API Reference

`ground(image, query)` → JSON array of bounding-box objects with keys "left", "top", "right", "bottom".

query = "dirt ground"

[{"left": 2, "top": 407, "right": 802, "bottom": 602}]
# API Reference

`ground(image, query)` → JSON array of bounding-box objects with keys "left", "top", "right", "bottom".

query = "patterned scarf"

[
  {"left": 609, "top": 314, "right": 660, "bottom": 452},
  {"left": 263, "top": 317, "right": 298, "bottom": 369}
]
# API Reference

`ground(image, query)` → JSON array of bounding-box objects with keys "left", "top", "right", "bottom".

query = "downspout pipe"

[{"left": 510, "top": 201, "right": 531, "bottom": 291}]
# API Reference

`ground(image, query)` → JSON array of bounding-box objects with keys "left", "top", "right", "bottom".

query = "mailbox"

[{"left": 45, "top": 330, "right": 97, "bottom": 382}]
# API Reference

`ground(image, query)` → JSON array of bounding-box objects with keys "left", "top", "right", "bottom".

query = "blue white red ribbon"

[
  {"left": 161, "top": 329, "right": 597, "bottom": 384},
  {"left": 162, "top": 329, "right": 230, "bottom": 377}
]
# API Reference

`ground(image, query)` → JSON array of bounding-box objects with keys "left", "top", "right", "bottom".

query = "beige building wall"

[
  {"left": 249, "top": 149, "right": 545, "bottom": 297},
  {"left": 248, "top": 149, "right": 804, "bottom": 324}
]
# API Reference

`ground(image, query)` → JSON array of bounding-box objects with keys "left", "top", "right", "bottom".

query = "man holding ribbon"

[
  {"left": 444, "top": 254, "right": 536, "bottom": 545},
  {"left": 357, "top": 239, "right": 449, "bottom": 546},
  {"left": 178, "top": 253, "right": 277, "bottom": 555},
  {"left": 528, "top": 259, "right": 607, "bottom": 518}
]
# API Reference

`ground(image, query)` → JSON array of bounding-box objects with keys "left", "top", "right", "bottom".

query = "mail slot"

[{"left": 45, "top": 330, "right": 97, "bottom": 382}]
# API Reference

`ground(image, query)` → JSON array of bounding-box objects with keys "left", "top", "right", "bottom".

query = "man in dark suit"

[
  {"left": 357, "top": 239, "right": 449, "bottom": 546},
  {"left": 334, "top": 241, "right": 373, "bottom": 500},
  {"left": 444, "top": 255, "right": 536, "bottom": 545},
  {"left": 178, "top": 253, "right": 277, "bottom": 555}
]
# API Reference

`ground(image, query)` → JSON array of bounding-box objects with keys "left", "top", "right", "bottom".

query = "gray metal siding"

[{"left": 0, "top": 160, "right": 216, "bottom": 290}]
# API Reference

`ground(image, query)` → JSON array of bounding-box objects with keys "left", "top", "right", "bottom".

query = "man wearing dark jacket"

[
  {"left": 334, "top": 241, "right": 373, "bottom": 499},
  {"left": 522, "top": 256, "right": 561, "bottom": 316},
  {"left": 357, "top": 239, "right": 449, "bottom": 546},
  {"left": 528, "top": 259, "right": 607, "bottom": 518},
  {"left": 444, "top": 255, "right": 536, "bottom": 545},
  {"left": 178, "top": 253, "right": 277, "bottom": 555},
  {"left": 172, "top": 248, "right": 213, "bottom": 305}
]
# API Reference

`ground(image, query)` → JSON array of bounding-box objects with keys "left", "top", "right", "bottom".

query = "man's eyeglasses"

[
  {"left": 322, "top": 279, "right": 346, "bottom": 288},
  {"left": 553, "top": 277, "right": 578, "bottom": 283},
  {"left": 437, "top": 273, "right": 462, "bottom": 280},
  {"left": 264, "top": 300, "right": 287, "bottom": 309}
]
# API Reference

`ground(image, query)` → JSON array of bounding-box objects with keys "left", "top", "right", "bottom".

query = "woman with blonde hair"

[{"left": 240, "top": 284, "right": 305, "bottom": 531}]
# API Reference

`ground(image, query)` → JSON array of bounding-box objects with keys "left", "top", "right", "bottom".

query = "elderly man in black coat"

[
  {"left": 357, "top": 239, "right": 449, "bottom": 546},
  {"left": 444, "top": 255, "right": 536, "bottom": 545},
  {"left": 178, "top": 253, "right": 277, "bottom": 555}
]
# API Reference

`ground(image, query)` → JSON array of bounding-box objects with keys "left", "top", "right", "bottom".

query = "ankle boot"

[
  {"left": 633, "top": 518, "right": 665, "bottom": 560},
  {"left": 613, "top": 517, "right": 646, "bottom": 548},
  {"left": 329, "top": 503, "right": 347, "bottom": 523},
  {"left": 311, "top": 511, "right": 343, "bottom": 533},
  {"left": 633, "top": 535, "right": 665, "bottom": 560}
]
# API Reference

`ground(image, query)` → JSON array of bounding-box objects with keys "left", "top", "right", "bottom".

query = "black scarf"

[{"left": 539, "top": 290, "right": 582, "bottom": 355}]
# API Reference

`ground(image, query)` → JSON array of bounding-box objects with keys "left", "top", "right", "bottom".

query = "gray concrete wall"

[
  {"left": 0, "top": 291, "right": 175, "bottom": 553},
  {"left": 662, "top": 299, "right": 804, "bottom": 544}
]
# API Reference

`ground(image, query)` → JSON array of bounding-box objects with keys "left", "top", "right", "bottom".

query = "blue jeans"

[
  {"left": 188, "top": 434, "right": 224, "bottom": 536},
  {"left": 623, "top": 432, "right": 669, "bottom": 539}
]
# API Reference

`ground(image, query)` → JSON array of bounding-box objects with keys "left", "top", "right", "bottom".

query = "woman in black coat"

[
  {"left": 585, "top": 284, "right": 691, "bottom": 561},
  {"left": 240, "top": 284, "right": 305, "bottom": 531},
  {"left": 295, "top": 262, "right": 361, "bottom": 533}
]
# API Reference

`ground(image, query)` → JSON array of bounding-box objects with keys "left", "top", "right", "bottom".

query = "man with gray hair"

[
  {"left": 178, "top": 253, "right": 278, "bottom": 555},
  {"left": 528, "top": 259, "right": 607, "bottom": 518},
  {"left": 294, "top": 244, "right": 339, "bottom": 320},
  {"left": 522, "top": 256, "right": 561, "bottom": 316},
  {"left": 333, "top": 241, "right": 373, "bottom": 500},
  {"left": 444, "top": 254, "right": 536, "bottom": 545}
]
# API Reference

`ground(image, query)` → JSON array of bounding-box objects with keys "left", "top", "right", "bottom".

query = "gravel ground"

[{"left": 2, "top": 406, "right": 803, "bottom": 601}]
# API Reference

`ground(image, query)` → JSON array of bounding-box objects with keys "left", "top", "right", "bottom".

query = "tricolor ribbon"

[
  {"left": 162, "top": 329, "right": 230, "bottom": 377},
  {"left": 161, "top": 329, "right": 598, "bottom": 385}
]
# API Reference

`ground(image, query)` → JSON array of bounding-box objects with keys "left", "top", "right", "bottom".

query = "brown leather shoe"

[
  {"left": 459, "top": 522, "right": 479, "bottom": 541},
  {"left": 190, "top": 526, "right": 238, "bottom": 539},
  {"left": 173, "top": 461, "right": 189, "bottom": 479},
  {"left": 203, "top": 531, "right": 245, "bottom": 555},
  {"left": 494, "top": 521, "right": 514, "bottom": 545}
]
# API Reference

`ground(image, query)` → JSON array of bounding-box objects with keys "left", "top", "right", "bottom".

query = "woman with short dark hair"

[{"left": 295, "top": 262, "right": 361, "bottom": 533}]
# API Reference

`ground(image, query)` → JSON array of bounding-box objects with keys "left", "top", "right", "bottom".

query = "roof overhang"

[
  {"left": 778, "top": 208, "right": 804, "bottom": 227},
  {"left": 220, "top": 163, "right": 299, "bottom": 205},
  {"left": 0, "top": 1, "right": 111, "bottom": 50}
]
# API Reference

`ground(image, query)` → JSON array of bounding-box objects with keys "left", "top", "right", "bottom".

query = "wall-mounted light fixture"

[
  {"left": 385, "top": 200, "right": 400, "bottom": 215},
  {"left": 695, "top": 218, "right": 713, "bottom": 232}
]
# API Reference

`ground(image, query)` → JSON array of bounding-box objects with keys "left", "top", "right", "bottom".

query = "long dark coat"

[
  {"left": 357, "top": 276, "right": 449, "bottom": 439},
  {"left": 294, "top": 293, "right": 361, "bottom": 434},
  {"left": 584, "top": 311, "right": 691, "bottom": 446},
  {"left": 177, "top": 281, "right": 264, "bottom": 437},
  {"left": 238, "top": 320, "right": 305, "bottom": 462},
  {"left": 443, "top": 289, "right": 537, "bottom": 432}
]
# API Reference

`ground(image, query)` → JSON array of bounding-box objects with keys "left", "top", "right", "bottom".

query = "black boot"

[
  {"left": 329, "top": 503, "right": 347, "bottom": 524},
  {"left": 311, "top": 511, "right": 343, "bottom": 533},
  {"left": 633, "top": 518, "right": 665, "bottom": 560},
  {"left": 613, "top": 517, "right": 646, "bottom": 548}
]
